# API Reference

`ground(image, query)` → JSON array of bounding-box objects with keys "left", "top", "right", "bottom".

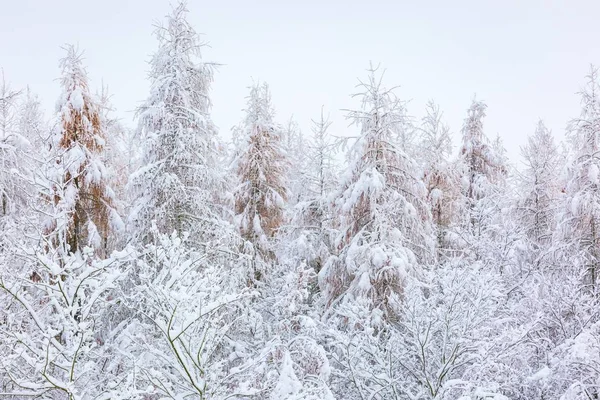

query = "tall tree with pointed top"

[
  {"left": 44, "top": 45, "right": 122, "bottom": 257},
  {"left": 283, "top": 108, "right": 337, "bottom": 281},
  {"left": 282, "top": 117, "right": 307, "bottom": 205},
  {"left": 457, "top": 98, "right": 508, "bottom": 260},
  {"left": 558, "top": 66, "right": 600, "bottom": 293},
  {"left": 419, "top": 100, "right": 458, "bottom": 255},
  {"left": 518, "top": 120, "right": 561, "bottom": 248},
  {"left": 320, "top": 65, "right": 433, "bottom": 325},
  {"left": 19, "top": 87, "right": 46, "bottom": 149},
  {"left": 297, "top": 108, "right": 337, "bottom": 239},
  {"left": 129, "top": 2, "right": 221, "bottom": 246},
  {"left": 459, "top": 99, "right": 506, "bottom": 204},
  {"left": 0, "top": 72, "right": 24, "bottom": 217},
  {"left": 233, "top": 82, "right": 288, "bottom": 264}
]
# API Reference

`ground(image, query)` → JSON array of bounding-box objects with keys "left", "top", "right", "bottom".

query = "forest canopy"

[{"left": 1, "top": 3, "right": 600, "bottom": 400}]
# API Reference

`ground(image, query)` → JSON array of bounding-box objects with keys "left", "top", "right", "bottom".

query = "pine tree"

[
  {"left": 129, "top": 2, "right": 221, "bottom": 246},
  {"left": 44, "top": 45, "right": 122, "bottom": 257},
  {"left": 233, "top": 82, "right": 288, "bottom": 266},
  {"left": 320, "top": 65, "right": 433, "bottom": 325}
]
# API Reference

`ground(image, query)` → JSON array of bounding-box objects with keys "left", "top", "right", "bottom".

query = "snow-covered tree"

[
  {"left": 0, "top": 72, "right": 25, "bottom": 217},
  {"left": 113, "top": 229, "right": 253, "bottom": 400},
  {"left": 97, "top": 86, "right": 133, "bottom": 209},
  {"left": 18, "top": 87, "right": 46, "bottom": 150},
  {"left": 320, "top": 65, "right": 434, "bottom": 326},
  {"left": 43, "top": 45, "right": 123, "bottom": 258},
  {"left": 233, "top": 82, "right": 288, "bottom": 265},
  {"left": 326, "top": 261, "right": 504, "bottom": 400},
  {"left": 0, "top": 72, "right": 21, "bottom": 141},
  {"left": 459, "top": 99, "right": 506, "bottom": 207},
  {"left": 546, "top": 317, "right": 600, "bottom": 399},
  {"left": 0, "top": 49, "right": 130, "bottom": 397},
  {"left": 456, "top": 98, "right": 508, "bottom": 261},
  {"left": 307, "top": 109, "right": 337, "bottom": 206},
  {"left": 538, "top": 68, "right": 600, "bottom": 398},
  {"left": 282, "top": 117, "right": 307, "bottom": 205},
  {"left": 518, "top": 120, "right": 562, "bottom": 248},
  {"left": 419, "top": 100, "right": 459, "bottom": 256},
  {"left": 0, "top": 244, "right": 133, "bottom": 399},
  {"left": 558, "top": 66, "right": 600, "bottom": 293},
  {"left": 129, "top": 2, "right": 221, "bottom": 246},
  {"left": 283, "top": 108, "right": 337, "bottom": 279},
  {"left": 5, "top": 5, "right": 600, "bottom": 397}
]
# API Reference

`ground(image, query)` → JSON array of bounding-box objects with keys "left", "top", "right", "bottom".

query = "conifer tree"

[
  {"left": 518, "top": 120, "right": 561, "bottom": 248},
  {"left": 308, "top": 109, "right": 337, "bottom": 206},
  {"left": 290, "top": 109, "right": 337, "bottom": 268},
  {"left": 320, "top": 65, "right": 433, "bottom": 325},
  {"left": 96, "top": 86, "right": 131, "bottom": 205},
  {"left": 280, "top": 108, "right": 337, "bottom": 301},
  {"left": 19, "top": 87, "right": 46, "bottom": 148},
  {"left": 44, "top": 45, "right": 122, "bottom": 257},
  {"left": 0, "top": 73, "right": 24, "bottom": 217},
  {"left": 0, "top": 48, "right": 131, "bottom": 400},
  {"left": 5, "top": 6, "right": 600, "bottom": 398},
  {"left": 419, "top": 100, "right": 458, "bottom": 255},
  {"left": 559, "top": 66, "right": 600, "bottom": 292},
  {"left": 457, "top": 98, "right": 508, "bottom": 259},
  {"left": 233, "top": 82, "right": 288, "bottom": 265},
  {"left": 129, "top": 2, "right": 221, "bottom": 246},
  {"left": 459, "top": 99, "right": 506, "bottom": 204},
  {"left": 282, "top": 117, "right": 307, "bottom": 205}
]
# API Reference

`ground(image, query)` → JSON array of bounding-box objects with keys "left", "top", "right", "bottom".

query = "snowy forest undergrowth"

[{"left": 2, "top": 3, "right": 600, "bottom": 400}]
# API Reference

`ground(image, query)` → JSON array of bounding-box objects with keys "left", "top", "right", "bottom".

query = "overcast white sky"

[{"left": 2, "top": 0, "right": 600, "bottom": 163}]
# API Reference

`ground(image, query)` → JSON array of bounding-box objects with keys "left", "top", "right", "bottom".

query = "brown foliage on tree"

[
  {"left": 46, "top": 46, "right": 120, "bottom": 257},
  {"left": 234, "top": 83, "right": 288, "bottom": 264}
]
